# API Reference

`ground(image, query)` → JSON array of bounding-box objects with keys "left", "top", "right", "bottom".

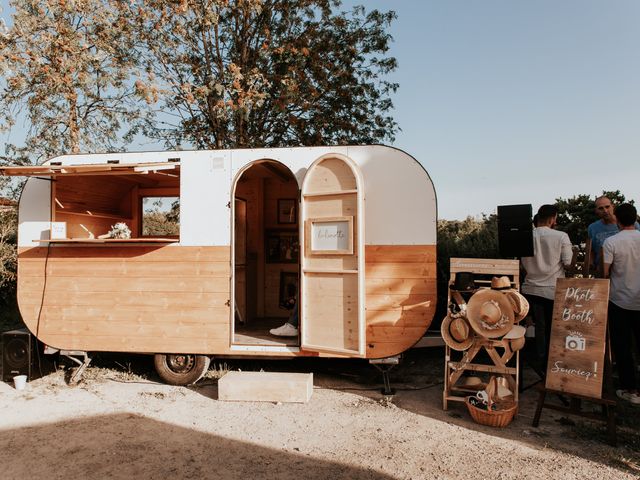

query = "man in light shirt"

[
  {"left": 521, "top": 204, "right": 573, "bottom": 371},
  {"left": 603, "top": 203, "right": 640, "bottom": 405},
  {"left": 588, "top": 195, "right": 640, "bottom": 276}
]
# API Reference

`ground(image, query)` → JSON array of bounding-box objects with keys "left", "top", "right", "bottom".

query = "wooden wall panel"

[
  {"left": 55, "top": 212, "right": 119, "bottom": 239},
  {"left": 365, "top": 245, "right": 436, "bottom": 359},
  {"left": 305, "top": 158, "right": 357, "bottom": 193},
  {"left": 18, "top": 245, "right": 231, "bottom": 354},
  {"left": 303, "top": 273, "right": 358, "bottom": 352},
  {"left": 56, "top": 175, "right": 134, "bottom": 216}
]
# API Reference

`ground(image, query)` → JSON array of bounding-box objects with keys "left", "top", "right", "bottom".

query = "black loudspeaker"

[
  {"left": 497, "top": 204, "right": 534, "bottom": 258},
  {"left": 2, "top": 329, "right": 33, "bottom": 382}
]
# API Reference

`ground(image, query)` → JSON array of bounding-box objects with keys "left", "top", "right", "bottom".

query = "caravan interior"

[{"left": 232, "top": 160, "right": 300, "bottom": 347}]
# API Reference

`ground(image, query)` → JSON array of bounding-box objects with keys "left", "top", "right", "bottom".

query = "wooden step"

[{"left": 218, "top": 371, "right": 313, "bottom": 403}]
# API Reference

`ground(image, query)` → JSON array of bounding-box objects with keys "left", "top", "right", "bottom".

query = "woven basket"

[{"left": 466, "top": 396, "right": 517, "bottom": 428}]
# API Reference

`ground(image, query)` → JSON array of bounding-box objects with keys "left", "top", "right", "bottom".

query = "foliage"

[
  {"left": 555, "top": 190, "right": 631, "bottom": 244},
  {"left": 0, "top": 0, "right": 143, "bottom": 157},
  {"left": 0, "top": 208, "right": 21, "bottom": 330},
  {"left": 118, "top": 0, "right": 398, "bottom": 148},
  {"left": 142, "top": 198, "right": 180, "bottom": 236},
  {"left": 435, "top": 215, "right": 499, "bottom": 322}
]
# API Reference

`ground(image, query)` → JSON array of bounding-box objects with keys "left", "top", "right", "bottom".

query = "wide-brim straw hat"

[
  {"left": 466, "top": 289, "right": 515, "bottom": 338},
  {"left": 504, "top": 290, "right": 529, "bottom": 323},
  {"left": 440, "top": 314, "right": 474, "bottom": 351}
]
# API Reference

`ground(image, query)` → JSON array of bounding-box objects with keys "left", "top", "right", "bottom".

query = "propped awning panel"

[{"left": 0, "top": 161, "right": 180, "bottom": 177}]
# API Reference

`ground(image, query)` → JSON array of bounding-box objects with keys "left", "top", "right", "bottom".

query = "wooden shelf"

[
  {"left": 35, "top": 238, "right": 177, "bottom": 244},
  {"left": 55, "top": 210, "right": 132, "bottom": 221},
  {"left": 302, "top": 268, "right": 358, "bottom": 274},
  {"left": 303, "top": 189, "right": 357, "bottom": 198}
]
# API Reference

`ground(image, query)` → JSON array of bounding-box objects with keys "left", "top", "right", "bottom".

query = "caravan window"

[
  {"left": 141, "top": 196, "right": 180, "bottom": 237},
  {"left": 47, "top": 162, "right": 181, "bottom": 241}
]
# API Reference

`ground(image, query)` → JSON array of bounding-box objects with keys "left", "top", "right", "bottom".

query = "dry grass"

[{"left": 202, "top": 361, "right": 231, "bottom": 380}]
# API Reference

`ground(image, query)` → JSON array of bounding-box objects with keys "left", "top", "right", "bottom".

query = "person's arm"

[
  {"left": 560, "top": 234, "right": 573, "bottom": 267},
  {"left": 602, "top": 240, "right": 614, "bottom": 279}
]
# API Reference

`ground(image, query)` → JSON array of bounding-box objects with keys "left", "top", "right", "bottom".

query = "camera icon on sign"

[{"left": 565, "top": 335, "right": 586, "bottom": 351}]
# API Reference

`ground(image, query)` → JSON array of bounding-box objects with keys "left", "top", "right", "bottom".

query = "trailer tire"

[{"left": 154, "top": 353, "right": 210, "bottom": 386}]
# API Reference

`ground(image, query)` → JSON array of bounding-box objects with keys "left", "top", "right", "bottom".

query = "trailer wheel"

[{"left": 154, "top": 353, "right": 210, "bottom": 386}]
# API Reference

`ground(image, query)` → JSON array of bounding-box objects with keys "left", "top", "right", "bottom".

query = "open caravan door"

[{"left": 300, "top": 155, "right": 365, "bottom": 356}]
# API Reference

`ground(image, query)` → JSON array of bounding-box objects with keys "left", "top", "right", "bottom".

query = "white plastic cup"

[{"left": 13, "top": 375, "right": 27, "bottom": 390}]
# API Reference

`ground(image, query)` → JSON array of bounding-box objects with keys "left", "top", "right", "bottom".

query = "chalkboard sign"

[{"left": 545, "top": 278, "right": 609, "bottom": 398}]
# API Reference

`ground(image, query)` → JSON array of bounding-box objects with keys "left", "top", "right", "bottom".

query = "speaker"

[
  {"left": 2, "top": 329, "right": 33, "bottom": 382},
  {"left": 497, "top": 204, "right": 534, "bottom": 258}
]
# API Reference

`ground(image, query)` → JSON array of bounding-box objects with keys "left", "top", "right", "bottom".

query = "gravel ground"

[{"left": 0, "top": 349, "right": 638, "bottom": 480}]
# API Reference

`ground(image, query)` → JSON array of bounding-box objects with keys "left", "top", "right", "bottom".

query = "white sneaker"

[
  {"left": 616, "top": 389, "right": 640, "bottom": 405},
  {"left": 270, "top": 323, "right": 298, "bottom": 337}
]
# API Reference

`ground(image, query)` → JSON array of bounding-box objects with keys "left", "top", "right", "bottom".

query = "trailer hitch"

[{"left": 60, "top": 350, "right": 92, "bottom": 384}]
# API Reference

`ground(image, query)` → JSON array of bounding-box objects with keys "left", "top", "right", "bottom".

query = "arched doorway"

[{"left": 232, "top": 160, "right": 300, "bottom": 347}]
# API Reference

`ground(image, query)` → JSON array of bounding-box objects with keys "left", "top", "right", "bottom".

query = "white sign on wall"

[
  {"left": 50, "top": 222, "right": 67, "bottom": 239},
  {"left": 308, "top": 217, "right": 353, "bottom": 255}
]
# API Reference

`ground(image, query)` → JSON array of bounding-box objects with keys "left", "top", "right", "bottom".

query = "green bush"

[
  {"left": 435, "top": 215, "right": 499, "bottom": 325},
  {"left": 0, "top": 209, "right": 21, "bottom": 330}
]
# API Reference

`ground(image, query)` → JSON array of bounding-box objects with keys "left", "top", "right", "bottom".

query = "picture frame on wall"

[
  {"left": 265, "top": 229, "right": 299, "bottom": 263},
  {"left": 278, "top": 198, "right": 297, "bottom": 224},
  {"left": 306, "top": 216, "right": 354, "bottom": 255}
]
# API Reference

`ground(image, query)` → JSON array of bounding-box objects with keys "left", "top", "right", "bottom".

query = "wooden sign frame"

[
  {"left": 305, "top": 216, "right": 354, "bottom": 255},
  {"left": 545, "top": 277, "right": 609, "bottom": 399}
]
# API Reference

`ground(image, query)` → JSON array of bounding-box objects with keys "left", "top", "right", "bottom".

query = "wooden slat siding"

[
  {"left": 20, "top": 276, "right": 230, "bottom": 294},
  {"left": 365, "top": 278, "right": 436, "bottom": 295},
  {"left": 19, "top": 246, "right": 229, "bottom": 261},
  {"left": 17, "top": 245, "right": 231, "bottom": 354},
  {"left": 20, "top": 305, "right": 229, "bottom": 324},
  {"left": 19, "top": 261, "right": 228, "bottom": 277},
  {"left": 365, "top": 245, "right": 436, "bottom": 359},
  {"left": 20, "top": 291, "right": 229, "bottom": 308}
]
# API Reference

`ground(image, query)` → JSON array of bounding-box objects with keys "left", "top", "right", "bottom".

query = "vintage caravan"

[{"left": 2, "top": 145, "right": 437, "bottom": 384}]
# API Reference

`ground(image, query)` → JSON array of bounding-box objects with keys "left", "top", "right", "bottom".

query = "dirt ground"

[{"left": 0, "top": 348, "right": 638, "bottom": 480}]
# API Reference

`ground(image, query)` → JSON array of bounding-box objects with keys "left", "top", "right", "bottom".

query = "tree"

[
  {"left": 435, "top": 215, "right": 499, "bottom": 322},
  {"left": 119, "top": 0, "right": 398, "bottom": 149},
  {"left": 555, "top": 190, "right": 631, "bottom": 244},
  {"left": 0, "top": 208, "right": 19, "bottom": 329},
  {"left": 0, "top": 0, "right": 142, "bottom": 159}
]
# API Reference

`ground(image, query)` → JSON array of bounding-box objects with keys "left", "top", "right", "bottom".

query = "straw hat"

[
  {"left": 503, "top": 324, "right": 526, "bottom": 340},
  {"left": 504, "top": 290, "right": 529, "bottom": 323},
  {"left": 440, "top": 314, "right": 474, "bottom": 351},
  {"left": 503, "top": 324, "right": 526, "bottom": 351},
  {"left": 490, "top": 276, "right": 512, "bottom": 290},
  {"left": 466, "top": 289, "right": 515, "bottom": 338}
]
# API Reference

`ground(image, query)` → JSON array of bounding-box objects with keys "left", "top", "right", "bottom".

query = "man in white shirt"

[
  {"left": 521, "top": 204, "right": 573, "bottom": 371},
  {"left": 603, "top": 203, "right": 640, "bottom": 405}
]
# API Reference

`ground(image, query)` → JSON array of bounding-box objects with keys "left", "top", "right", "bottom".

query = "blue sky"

[{"left": 2, "top": 1, "right": 639, "bottom": 219}]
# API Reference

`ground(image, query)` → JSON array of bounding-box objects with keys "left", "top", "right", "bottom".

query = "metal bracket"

[
  {"left": 60, "top": 350, "right": 92, "bottom": 384},
  {"left": 370, "top": 355, "right": 401, "bottom": 396}
]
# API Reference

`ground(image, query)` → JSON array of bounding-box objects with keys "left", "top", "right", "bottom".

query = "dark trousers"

[
  {"left": 524, "top": 294, "right": 554, "bottom": 371},
  {"left": 608, "top": 302, "right": 640, "bottom": 391}
]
